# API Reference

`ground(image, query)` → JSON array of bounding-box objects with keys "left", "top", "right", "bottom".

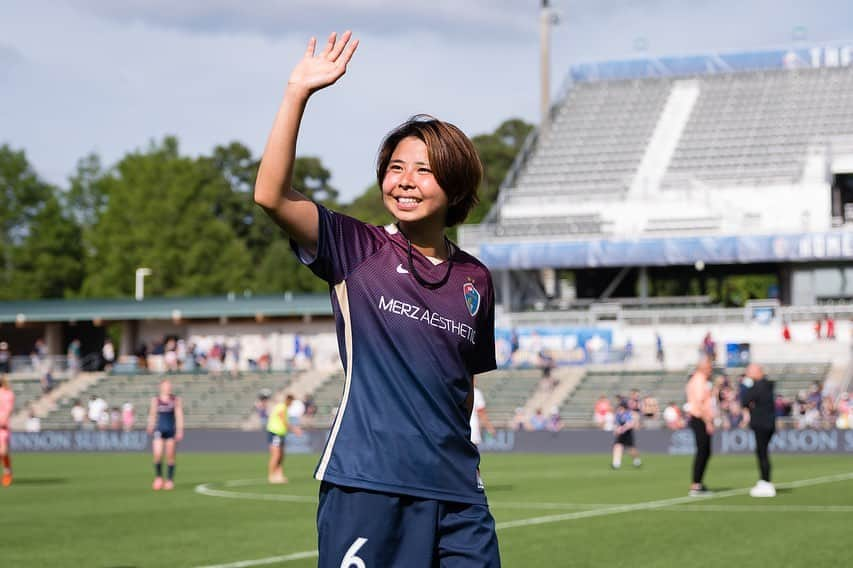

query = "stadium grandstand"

[{"left": 2, "top": 44, "right": 853, "bottom": 438}]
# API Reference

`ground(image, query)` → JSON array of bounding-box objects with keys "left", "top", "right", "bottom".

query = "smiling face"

[{"left": 381, "top": 136, "right": 449, "bottom": 231}]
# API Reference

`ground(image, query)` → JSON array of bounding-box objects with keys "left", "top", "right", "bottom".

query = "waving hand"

[{"left": 289, "top": 31, "right": 359, "bottom": 95}]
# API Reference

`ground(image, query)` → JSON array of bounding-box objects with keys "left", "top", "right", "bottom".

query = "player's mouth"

[{"left": 394, "top": 196, "right": 421, "bottom": 212}]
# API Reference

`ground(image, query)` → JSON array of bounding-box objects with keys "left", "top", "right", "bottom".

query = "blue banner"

[
  {"left": 479, "top": 231, "right": 853, "bottom": 270},
  {"left": 495, "top": 326, "right": 613, "bottom": 368},
  {"left": 569, "top": 44, "right": 852, "bottom": 83}
]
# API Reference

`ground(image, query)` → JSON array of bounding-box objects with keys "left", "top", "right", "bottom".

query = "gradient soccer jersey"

[{"left": 293, "top": 204, "right": 496, "bottom": 504}]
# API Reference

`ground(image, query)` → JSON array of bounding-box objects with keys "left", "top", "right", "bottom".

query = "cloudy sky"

[{"left": 2, "top": 0, "right": 852, "bottom": 201}]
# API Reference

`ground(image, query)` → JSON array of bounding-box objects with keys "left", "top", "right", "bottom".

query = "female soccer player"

[
  {"left": 0, "top": 376, "right": 15, "bottom": 487},
  {"left": 266, "top": 394, "right": 303, "bottom": 484},
  {"left": 147, "top": 379, "right": 184, "bottom": 490},
  {"left": 254, "top": 31, "right": 500, "bottom": 567}
]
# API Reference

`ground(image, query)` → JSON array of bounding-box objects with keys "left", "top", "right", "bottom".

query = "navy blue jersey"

[
  {"left": 293, "top": 204, "right": 496, "bottom": 505},
  {"left": 615, "top": 409, "right": 634, "bottom": 430},
  {"left": 155, "top": 395, "right": 177, "bottom": 432}
]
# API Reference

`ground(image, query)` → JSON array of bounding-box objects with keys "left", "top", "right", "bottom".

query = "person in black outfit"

[{"left": 741, "top": 364, "right": 776, "bottom": 497}]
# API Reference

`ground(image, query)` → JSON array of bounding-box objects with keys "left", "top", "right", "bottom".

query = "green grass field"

[{"left": 2, "top": 452, "right": 852, "bottom": 567}]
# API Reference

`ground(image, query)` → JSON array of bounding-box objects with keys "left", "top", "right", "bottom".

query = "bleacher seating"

[
  {"left": 560, "top": 362, "right": 831, "bottom": 428},
  {"left": 663, "top": 67, "right": 853, "bottom": 188},
  {"left": 8, "top": 377, "right": 61, "bottom": 413},
  {"left": 41, "top": 372, "right": 294, "bottom": 430},
  {"left": 303, "top": 369, "right": 543, "bottom": 429},
  {"left": 509, "top": 78, "right": 671, "bottom": 201}
]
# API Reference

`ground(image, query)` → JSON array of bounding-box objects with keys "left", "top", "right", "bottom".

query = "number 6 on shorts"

[{"left": 340, "top": 537, "right": 368, "bottom": 568}]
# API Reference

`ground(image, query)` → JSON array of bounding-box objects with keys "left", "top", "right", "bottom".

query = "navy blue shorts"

[
  {"left": 153, "top": 429, "right": 175, "bottom": 440},
  {"left": 614, "top": 430, "right": 635, "bottom": 447},
  {"left": 317, "top": 482, "right": 501, "bottom": 568},
  {"left": 266, "top": 431, "right": 286, "bottom": 447}
]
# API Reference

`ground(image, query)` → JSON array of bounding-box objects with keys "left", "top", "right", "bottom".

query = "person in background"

[
  {"left": 529, "top": 408, "right": 548, "bottom": 431},
  {"left": 741, "top": 364, "right": 776, "bottom": 497},
  {"left": 825, "top": 315, "right": 835, "bottom": 340},
  {"left": 593, "top": 394, "right": 613, "bottom": 430},
  {"left": 0, "top": 342, "right": 11, "bottom": 374},
  {"left": 611, "top": 400, "right": 641, "bottom": 469},
  {"left": 663, "top": 401, "right": 684, "bottom": 430},
  {"left": 655, "top": 333, "right": 665, "bottom": 366},
  {"left": 686, "top": 356, "right": 715, "bottom": 496},
  {"left": 147, "top": 379, "right": 184, "bottom": 491},
  {"left": 71, "top": 399, "right": 86, "bottom": 430},
  {"left": 470, "top": 377, "right": 496, "bottom": 446},
  {"left": 25, "top": 407, "right": 41, "bottom": 433},
  {"left": 267, "top": 393, "right": 303, "bottom": 484},
  {"left": 121, "top": 402, "right": 135, "bottom": 431},
  {"left": 0, "top": 376, "right": 15, "bottom": 486}
]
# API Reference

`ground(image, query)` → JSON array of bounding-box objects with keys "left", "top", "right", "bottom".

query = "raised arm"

[{"left": 254, "top": 31, "right": 359, "bottom": 256}]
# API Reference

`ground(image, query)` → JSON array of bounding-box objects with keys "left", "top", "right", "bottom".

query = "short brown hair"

[{"left": 376, "top": 115, "right": 483, "bottom": 227}]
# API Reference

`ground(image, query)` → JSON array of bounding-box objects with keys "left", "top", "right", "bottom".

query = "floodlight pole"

[
  {"left": 540, "top": 0, "right": 556, "bottom": 135},
  {"left": 135, "top": 267, "right": 152, "bottom": 301}
]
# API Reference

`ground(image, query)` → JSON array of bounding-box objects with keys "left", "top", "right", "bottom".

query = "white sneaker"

[{"left": 749, "top": 480, "right": 776, "bottom": 498}]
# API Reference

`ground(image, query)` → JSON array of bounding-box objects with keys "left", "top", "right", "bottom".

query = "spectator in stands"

[
  {"left": 40, "top": 365, "right": 55, "bottom": 394},
  {"left": 538, "top": 349, "right": 556, "bottom": 389},
  {"left": 529, "top": 408, "right": 548, "bottom": 431},
  {"left": 546, "top": 406, "right": 563, "bottom": 433},
  {"left": 623, "top": 338, "right": 633, "bottom": 362},
  {"left": 836, "top": 392, "right": 851, "bottom": 429},
  {"left": 511, "top": 407, "right": 528, "bottom": 431},
  {"left": 164, "top": 338, "right": 179, "bottom": 373},
  {"left": 641, "top": 395, "right": 660, "bottom": 422},
  {"left": 25, "top": 407, "right": 41, "bottom": 433},
  {"left": 593, "top": 394, "right": 613, "bottom": 430},
  {"left": 101, "top": 338, "right": 115, "bottom": 372},
  {"left": 67, "top": 339, "right": 81, "bottom": 377},
  {"left": 663, "top": 401, "right": 684, "bottom": 430},
  {"left": 813, "top": 318, "right": 822, "bottom": 340},
  {"left": 774, "top": 394, "right": 791, "bottom": 428},
  {"left": 781, "top": 321, "right": 792, "bottom": 342},
  {"left": 122, "top": 402, "right": 135, "bottom": 431},
  {"left": 286, "top": 394, "right": 305, "bottom": 429},
  {"left": 255, "top": 392, "right": 271, "bottom": 425},
  {"left": 303, "top": 394, "right": 317, "bottom": 418},
  {"left": 0, "top": 342, "right": 11, "bottom": 374},
  {"left": 71, "top": 399, "right": 86, "bottom": 430},
  {"left": 701, "top": 332, "right": 716, "bottom": 361},
  {"left": 88, "top": 394, "right": 107, "bottom": 428},
  {"left": 825, "top": 315, "right": 836, "bottom": 340},
  {"left": 110, "top": 406, "right": 122, "bottom": 430},
  {"left": 31, "top": 338, "right": 47, "bottom": 372},
  {"left": 655, "top": 333, "right": 665, "bottom": 366}
]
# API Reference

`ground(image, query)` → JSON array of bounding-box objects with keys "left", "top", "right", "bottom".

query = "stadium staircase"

[
  {"left": 474, "top": 369, "right": 543, "bottom": 426},
  {"left": 7, "top": 375, "right": 69, "bottom": 430},
  {"left": 521, "top": 366, "right": 585, "bottom": 421}
]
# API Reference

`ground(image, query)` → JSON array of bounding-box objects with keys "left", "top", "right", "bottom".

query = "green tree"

[
  {"left": 469, "top": 118, "right": 534, "bottom": 224},
  {"left": 81, "top": 137, "right": 252, "bottom": 297},
  {"left": 0, "top": 145, "right": 53, "bottom": 293},
  {"left": 8, "top": 195, "right": 83, "bottom": 299}
]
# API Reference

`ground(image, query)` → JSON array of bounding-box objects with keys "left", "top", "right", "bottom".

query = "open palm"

[{"left": 289, "top": 31, "right": 359, "bottom": 94}]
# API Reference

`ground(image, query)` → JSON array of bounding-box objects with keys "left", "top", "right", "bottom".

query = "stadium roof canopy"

[{"left": 0, "top": 294, "right": 333, "bottom": 324}]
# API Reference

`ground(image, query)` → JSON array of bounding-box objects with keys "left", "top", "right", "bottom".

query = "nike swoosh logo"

[{"left": 396, "top": 264, "right": 409, "bottom": 274}]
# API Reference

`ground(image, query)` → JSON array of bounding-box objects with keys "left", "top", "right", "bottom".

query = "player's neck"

[{"left": 397, "top": 222, "right": 449, "bottom": 260}]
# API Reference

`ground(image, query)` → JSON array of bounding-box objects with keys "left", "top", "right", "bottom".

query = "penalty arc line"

[{"left": 193, "top": 470, "right": 853, "bottom": 568}]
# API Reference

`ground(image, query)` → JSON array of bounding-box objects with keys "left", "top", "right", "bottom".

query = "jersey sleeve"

[
  {"left": 467, "top": 271, "right": 497, "bottom": 376},
  {"left": 289, "top": 203, "right": 384, "bottom": 284}
]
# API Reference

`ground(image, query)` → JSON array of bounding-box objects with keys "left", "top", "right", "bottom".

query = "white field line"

[
  {"left": 194, "top": 470, "right": 853, "bottom": 568},
  {"left": 658, "top": 504, "right": 853, "bottom": 513},
  {"left": 493, "top": 470, "right": 853, "bottom": 530}
]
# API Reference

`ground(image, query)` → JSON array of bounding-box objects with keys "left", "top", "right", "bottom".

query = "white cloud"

[{"left": 66, "top": 0, "right": 537, "bottom": 40}]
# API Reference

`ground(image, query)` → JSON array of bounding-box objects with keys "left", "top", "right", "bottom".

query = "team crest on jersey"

[{"left": 463, "top": 281, "right": 480, "bottom": 317}]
